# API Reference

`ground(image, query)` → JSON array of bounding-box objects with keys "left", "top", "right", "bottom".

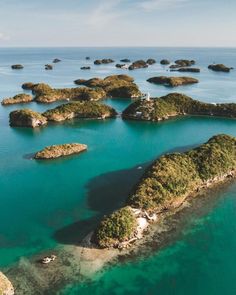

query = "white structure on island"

[{"left": 141, "top": 92, "right": 150, "bottom": 101}]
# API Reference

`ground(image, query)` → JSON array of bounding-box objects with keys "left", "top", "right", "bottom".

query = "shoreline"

[{"left": 6, "top": 172, "right": 235, "bottom": 294}]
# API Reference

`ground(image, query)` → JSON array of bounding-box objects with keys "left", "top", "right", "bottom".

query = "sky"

[{"left": 0, "top": 0, "right": 235, "bottom": 47}]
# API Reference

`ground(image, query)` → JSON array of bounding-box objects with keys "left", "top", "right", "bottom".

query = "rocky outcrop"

[
  {"left": 74, "top": 74, "right": 141, "bottom": 98},
  {"left": 128, "top": 60, "right": 148, "bottom": 70},
  {"left": 122, "top": 93, "right": 236, "bottom": 122},
  {"left": 1, "top": 94, "right": 33, "bottom": 105},
  {"left": 94, "top": 59, "right": 114, "bottom": 65},
  {"left": 170, "top": 60, "right": 195, "bottom": 69},
  {"left": 95, "top": 134, "right": 236, "bottom": 248},
  {"left": 34, "top": 143, "right": 87, "bottom": 159},
  {"left": 147, "top": 76, "right": 199, "bottom": 87},
  {"left": 0, "top": 272, "right": 14, "bottom": 295},
  {"left": 146, "top": 59, "right": 156, "bottom": 65},
  {"left": 43, "top": 101, "right": 117, "bottom": 122},
  {"left": 120, "top": 59, "right": 131, "bottom": 63},
  {"left": 45, "top": 64, "right": 53, "bottom": 70},
  {"left": 81, "top": 66, "right": 91, "bottom": 70},
  {"left": 9, "top": 109, "right": 47, "bottom": 128},
  {"left": 208, "top": 64, "right": 233, "bottom": 73},
  {"left": 86, "top": 57, "right": 90, "bottom": 60},
  {"left": 11, "top": 64, "right": 23, "bottom": 70},
  {"left": 53, "top": 58, "right": 61, "bottom": 63},
  {"left": 160, "top": 59, "right": 170, "bottom": 65},
  {"left": 171, "top": 68, "right": 200, "bottom": 73},
  {"left": 22, "top": 82, "right": 36, "bottom": 90}
]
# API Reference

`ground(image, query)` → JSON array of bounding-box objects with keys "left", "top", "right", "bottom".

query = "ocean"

[{"left": 0, "top": 47, "right": 236, "bottom": 294}]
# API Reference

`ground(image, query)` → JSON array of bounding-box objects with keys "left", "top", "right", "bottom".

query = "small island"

[
  {"left": 95, "top": 134, "right": 236, "bottom": 248},
  {"left": 94, "top": 59, "right": 114, "bottom": 65},
  {"left": 147, "top": 76, "right": 199, "bottom": 87},
  {"left": 9, "top": 109, "right": 47, "bottom": 128},
  {"left": 170, "top": 59, "right": 195, "bottom": 69},
  {"left": 43, "top": 101, "right": 117, "bottom": 122},
  {"left": 170, "top": 68, "right": 200, "bottom": 73},
  {"left": 160, "top": 59, "right": 171, "bottom": 65},
  {"left": 208, "top": 64, "right": 233, "bottom": 72},
  {"left": 11, "top": 64, "right": 24, "bottom": 70},
  {"left": 0, "top": 272, "right": 14, "bottom": 295},
  {"left": 1, "top": 94, "right": 33, "bottom": 105},
  {"left": 34, "top": 143, "right": 87, "bottom": 159},
  {"left": 128, "top": 60, "right": 148, "bottom": 70},
  {"left": 122, "top": 93, "right": 236, "bottom": 122},
  {"left": 29, "top": 83, "right": 106, "bottom": 103},
  {"left": 74, "top": 74, "right": 141, "bottom": 98}
]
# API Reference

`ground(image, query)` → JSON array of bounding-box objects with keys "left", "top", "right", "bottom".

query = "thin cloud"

[
  {"left": 0, "top": 32, "right": 10, "bottom": 41},
  {"left": 139, "top": 0, "right": 188, "bottom": 11}
]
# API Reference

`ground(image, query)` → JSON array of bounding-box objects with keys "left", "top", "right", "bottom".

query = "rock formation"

[
  {"left": 1, "top": 94, "right": 33, "bottom": 105},
  {"left": 0, "top": 272, "right": 14, "bottom": 295},
  {"left": 9, "top": 109, "right": 47, "bottom": 128},
  {"left": 34, "top": 143, "right": 87, "bottom": 159},
  {"left": 208, "top": 64, "right": 233, "bottom": 73},
  {"left": 147, "top": 76, "right": 199, "bottom": 87}
]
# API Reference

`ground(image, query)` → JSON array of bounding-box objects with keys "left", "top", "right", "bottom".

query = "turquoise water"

[{"left": 0, "top": 47, "right": 236, "bottom": 294}]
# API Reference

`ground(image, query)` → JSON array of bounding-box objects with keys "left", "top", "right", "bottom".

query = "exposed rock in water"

[
  {"left": 170, "top": 60, "right": 195, "bottom": 69},
  {"left": 74, "top": 74, "right": 141, "bottom": 98},
  {"left": 122, "top": 93, "right": 236, "bottom": 122},
  {"left": 146, "top": 59, "right": 156, "bottom": 65},
  {"left": 208, "top": 64, "right": 233, "bottom": 73},
  {"left": 95, "top": 134, "right": 236, "bottom": 248},
  {"left": 34, "top": 143, "right": 87, "bottom": 159},
  {"left": 53, "top": 58, "right": 61, "bottom": 63},
  {"left": 43, "top": 101, "right": 117, "bottom": 122},
  {"left": 9, "top": 109, "right": 47, "bottom": 128},
  {"left": 86, "top": 56, "right": 90, "bottom": 60},
  {"left": 45, "top": 64, "right": 53, "bottom": 70},
  {"left": 94, "top": 59, "right": 114, "bottom": 65},
  {"left": 0, "top": 272, "right": 14, "bottom": 295},
  {"left": 147, "top": 76, "right": 199, "bottom": 87},
  {"left": 171, "top": 68, "right": 200, "bottom": 73},
  {"left": 22, "top": 82, "right": 36, "bottom": 90},
  {"left": 120, "top": 59, "right": 131, "bottom": 63},
  {"left": 11, "top": 64, "right": 24, "bottom": 70},
  {"left": 31, "top": 83, "right": 106, "bottom": 103},
  {"left": 1, "top": 94, "right": 33, "bottom": 105},
  {"left": 160, "top": 59, "right": 171, "bottom": 65},
  {"left": 81, "top": 66, "right": 91, "bottom": 70},
  {"left": 129, "top": 60, "right": 148, "bottom": 70}
]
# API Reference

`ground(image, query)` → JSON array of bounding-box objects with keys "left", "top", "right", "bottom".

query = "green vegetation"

[
  {"left": 32, "top": 83, "right": 106, "bottom": 103},
  {"left": 43, "top": 101, "right": 117, "bottom": 121},
  {"left": 128, "top": 134, "right": 236, "bottom": 210},
  {"left": 122, "top": 93, "right": 236, "bottom": 121},
  {"left": 9, "top": 109, "right": 47, "bottom": 127},
  {"left": 1, "top": 93, "right": 32, "bottom": 105},
  {"left": 96, "top": 134, "right": 236, "bottom": 247},
  {"left": 96, "top": 207, "right": 137, "bottom": 248},
  {"left": 74, "top": 75, "right": 141, "bottom": 98}
]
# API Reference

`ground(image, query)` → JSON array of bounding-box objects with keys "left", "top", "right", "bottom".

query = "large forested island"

[
  {"left": 9, "top": 101, "right": 117, "bottom": 127},
  {"left": 95, "top": 134, "right": 236, "bottom": 248},
  {"left": 122, "top": 93, "right": 236, "bottom": 121}
]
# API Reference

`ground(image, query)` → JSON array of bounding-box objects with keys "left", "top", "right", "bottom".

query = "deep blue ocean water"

[{"left": 0, "top": 47, "right": 236, "bottom": 294}]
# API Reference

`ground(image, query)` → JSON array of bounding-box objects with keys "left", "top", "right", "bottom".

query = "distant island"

[
  {"left": 95, "top": 134, "right": 236, "bottom": 248},
  {"left": 122, "top": 93, "right": 236, "bottom": 122}
]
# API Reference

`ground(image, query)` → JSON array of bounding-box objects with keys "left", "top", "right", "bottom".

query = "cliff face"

[
  {"left": 0, "top": 272, "right": 14, "bottom": 295},
  {"left": 95, "top": 134, "right": 236, "bottom": 248},
  {"left": 122, "top": 93, "right": 236, "bottom": 122},
  {"left": 9, "top": 109, "right": 47, "bottom": 128}
]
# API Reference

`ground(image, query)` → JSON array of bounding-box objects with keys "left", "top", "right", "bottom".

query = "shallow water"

[{"left": 0, "top": 47, "right": 236, "bottom": 294}]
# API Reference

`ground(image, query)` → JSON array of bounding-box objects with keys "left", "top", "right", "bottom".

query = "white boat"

[
  {"left": 141, "top": 92, "right": 151, "bottom": 101},
  {"left": 41, "top": 254, "right": 57, "bottom": 264}
]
